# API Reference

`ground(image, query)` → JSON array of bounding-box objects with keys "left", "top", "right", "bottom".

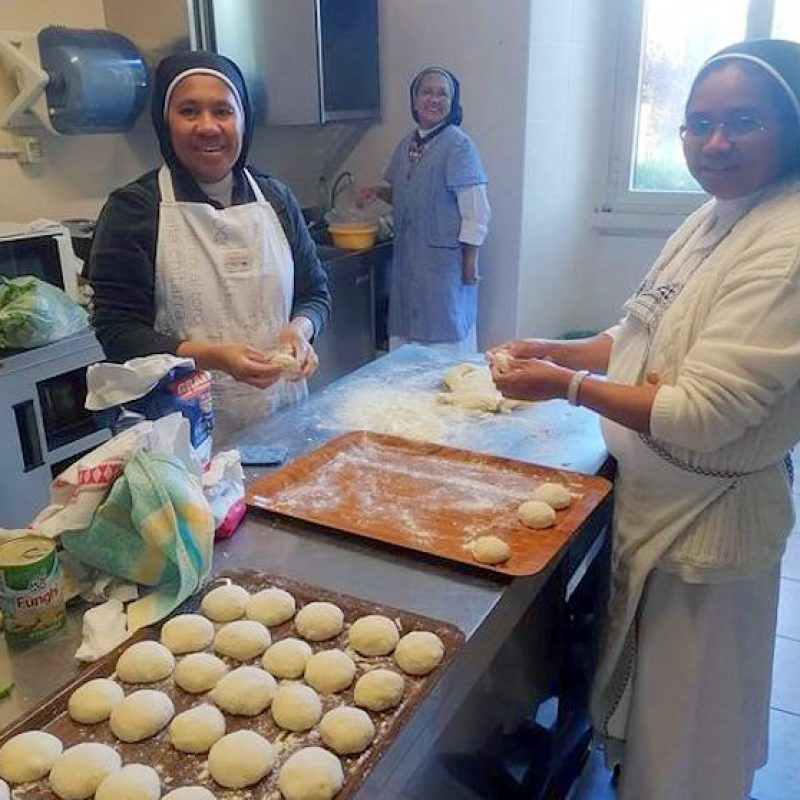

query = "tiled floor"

[{"left": 568, "top": 524, "right": 800, "bottom": 800}]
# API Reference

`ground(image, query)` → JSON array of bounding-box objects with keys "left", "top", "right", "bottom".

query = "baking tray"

[
  {"left": 247, "top": 430, "right": 612, "bottom": 577},
  {"left": 0, "top": 570, "right": 464, "bottom": 800}
]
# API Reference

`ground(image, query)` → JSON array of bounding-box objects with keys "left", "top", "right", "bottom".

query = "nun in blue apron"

[{"left": 382, "top": 67, "right": 490, "bottom": 353}]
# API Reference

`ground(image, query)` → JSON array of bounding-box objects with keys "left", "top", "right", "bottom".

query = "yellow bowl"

[{"left": 328, "top": 222, "right": 378, "bottom": 250}]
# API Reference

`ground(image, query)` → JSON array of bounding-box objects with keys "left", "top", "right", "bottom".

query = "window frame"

[{"left": 602, "top": 0, "right": 778, "bottom": 219}]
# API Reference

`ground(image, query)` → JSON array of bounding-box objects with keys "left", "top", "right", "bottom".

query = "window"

[{"left": 607, "top": 0, "right": 800, "bottom": 216}]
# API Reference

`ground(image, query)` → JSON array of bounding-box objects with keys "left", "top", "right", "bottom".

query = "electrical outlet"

[{"left": 16, "top": 135, "right": 43, "bottom": 164}]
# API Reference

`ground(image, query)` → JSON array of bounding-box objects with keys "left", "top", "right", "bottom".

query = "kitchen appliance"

[
  {"left": 103, "top": 0, "right": 380, "bottom": 125},
  {"left": 0, "top": 222, "right": 83, "bottom": 303}
]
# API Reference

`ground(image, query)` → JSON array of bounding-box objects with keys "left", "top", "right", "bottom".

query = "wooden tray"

[
  {"left": 247, "top": 431, "right": 612, "bottom": 577},
  {"left": 0, "top": 570, "right": 464, "bottom": 800}
]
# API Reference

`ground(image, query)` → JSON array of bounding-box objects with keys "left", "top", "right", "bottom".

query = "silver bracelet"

[{"left": 567, "top": 369, "right": 590, "bottom": 406}]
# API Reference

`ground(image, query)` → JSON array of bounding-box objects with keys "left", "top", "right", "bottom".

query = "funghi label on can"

[{"left": 0, "top": 536, "right": 66, "bottom": 645}]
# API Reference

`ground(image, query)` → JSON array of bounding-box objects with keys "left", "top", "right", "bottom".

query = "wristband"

[{"left": 567, "top": 370, "right": 590, "bottom": 406}]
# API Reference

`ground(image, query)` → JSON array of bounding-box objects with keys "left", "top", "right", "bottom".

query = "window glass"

[
  {"left": 772, "top": 2, "right": 800, "bottom": 40},
  {"left": 631, "top": 0, "right": 748, "bottom": 193}
]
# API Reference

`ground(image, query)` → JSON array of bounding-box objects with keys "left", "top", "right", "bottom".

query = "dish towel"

[{"left": 61, "top": 449, "right": 214, "bottom": 631}]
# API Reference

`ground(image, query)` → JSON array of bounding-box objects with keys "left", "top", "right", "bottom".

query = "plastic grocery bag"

[{"left": 0, "top": 276, "right": 88, "bottom": 349}]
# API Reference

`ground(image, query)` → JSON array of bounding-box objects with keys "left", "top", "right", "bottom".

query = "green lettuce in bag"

[{"left": 0, "top": 276, "right": 88, "bottom": 349}]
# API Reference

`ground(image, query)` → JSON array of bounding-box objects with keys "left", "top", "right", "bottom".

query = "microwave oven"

[{"left": 0, "top": 222, "right": 82, "bottom": 302}]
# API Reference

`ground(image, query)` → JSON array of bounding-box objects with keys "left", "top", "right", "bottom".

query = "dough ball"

[
  {"left": 348, "top": 614, "right": 400, "bottom": 656},
  {"left": 109, "top": 689, "right": 174, "bottom": 742},
  {"left": 201, "top": 584, "right": 250, "bottom": 622},
  {"left": 160, "top": 613, "right": 215, "bottom": 654},
  {"left": 170, "top": 703, "right": 226, "bottom": 753},
  {"left": 0, "top": 730, "right": 63, "bottom": 783},
  {"left": 174, "top": 652, "right": 229, "bottom": 694},
  {"left": 294, "top": 601, "right": 344, "bottom": 642},
  {"left": 116, "top": 640, "right": 175, "bottom": 684},
  {"left": 303, "top": 649, "right": 356, "bottom": 694},
  {"left": 531, "top": 482, "right": 572, "bottom": 510},
  {"left": 394, "top": 631, "right": 445, "bottom": 676},
  {"left": 213, "top": 619, "right": 271, "bottom": 660},
  {"left": 354, "top": 669, "right": 405, "bottom": 712},
  {"left": 319, "top": 706, "right": 375, "bottom": 755},
  {"left": 68, "top": 678, "right": 125, "bottom": 724},
  {"left": 277, "top": 747, "right": 344, "bottom": 800},
  {"left": 48, "top": 743, "right": 121, "bottom": 800},
  {"left": 210, "top": 665, "right": 277, "bottom": 716},
  {"left": 491, "top": 350, "right": 513, "bottom": 374},
  {"left": 208, "top": 730, "right": 275, "bottom": 789},
  {"left": 269, "top": 351, "right": 302, "bottom": 377},
  {"left": 95, "top": 764, "right": 161, "bottom": 800},
  {"left": 262, "top": 637, "right": 313, "bottom": 679},
  {"left": 162, "top": 789, "right": 217, "bottom": 800},
  {"left": 271, "top": 683, "right": 323, "bottom": 732},
  {"left": 517, "top": 499, "right": 556, "bottom": 529},
  {"left": 246, "top": 587, "right": 297, "bottom": 626},
  {"left": 469, "top": 535, "right": 511, "bottom": 564},
  {"left": 443, "top": 362, "right": 477, "bottom": 390}
]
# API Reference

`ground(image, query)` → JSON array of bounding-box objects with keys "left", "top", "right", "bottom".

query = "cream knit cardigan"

[{"left": 639, "top": 178, "right": 800, "bottom": 579}]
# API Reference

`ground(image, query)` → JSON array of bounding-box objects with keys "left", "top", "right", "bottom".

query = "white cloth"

[
  {"left": 154, "top": 165, "right": 305, "bottom": 446},
  {"left": 618, "top": 565, "right": 778, "bottom": 800},
  {"left": 456, "top": 185, "right": 490, "bottom": 245}
]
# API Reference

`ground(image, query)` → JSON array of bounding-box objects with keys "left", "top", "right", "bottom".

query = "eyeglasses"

[{"left": 679, "top": 113, "right": 768, "bottom": 142}]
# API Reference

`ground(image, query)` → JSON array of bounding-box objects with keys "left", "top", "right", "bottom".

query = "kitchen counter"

[{"left": 0, "top": 346, "right": 611, "bottom": 799}]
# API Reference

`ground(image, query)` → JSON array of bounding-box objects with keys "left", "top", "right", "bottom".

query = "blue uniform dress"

[{"left": 384, "top": 125, "right": 487, "bottom": 344}]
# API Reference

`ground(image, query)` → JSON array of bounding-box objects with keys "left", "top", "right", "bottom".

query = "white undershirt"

[{"left": 198, "top": 172, "right": 234, "bottom": 207}]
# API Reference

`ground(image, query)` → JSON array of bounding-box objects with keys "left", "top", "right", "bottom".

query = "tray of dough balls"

[
  {"left": 0, "top": 569, "right": 465, "bottom": 800},
  {"left": 247, "top": 431, "right": 612, "bottom": 577}
]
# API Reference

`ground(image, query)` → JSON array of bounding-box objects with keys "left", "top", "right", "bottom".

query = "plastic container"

[{"left": 327, "top": 222, "right": 378, "bottom": 250}]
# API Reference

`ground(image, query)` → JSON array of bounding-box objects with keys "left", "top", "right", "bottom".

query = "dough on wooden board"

[
  {"left": 208, "top": 730, "right": 275, "bottom": 789},
  {"left": 115, "top": 640, "right": 175, "bottom": 684},
  {"left": 353, "top": 668, "right": 405, "bottom": 712},
  {"left": 517, "top": 499, "right": 556, "bottom": 529},
  {"left": 200, "top": 584, "right": 250, "bottom": 622},
  {"left": 271, "top": 683, "right": 323, "bottom": 732},
  {"left": 277, "top": 747, "right": 344, "bottom": 800},
  {"left": 174, "top": 652, "right": 229, "bottom": 694},
  {"left": 0, "top": 730, "right": 63, "bottom": 783},
  {"left": 109, "top": 689, "right": 174, "bottom": 742},
  {"left": 319, "top": 706, "right": 376, "bottom": 755},
  {"left": 469, "top": 535, "right": 511, "bottom": 564},
  {"left": 160, "top": 613, "right": 215, "bottom": 654},
  {"left": 245, "top": 587, "right": 296, "bottom": 626},
  {"left": 394, "top": 631, "right": 445, "bottom": 676},
  {"left": 348, "top": 614, "right": 400, "bottom": 656},
  {"left": 210, "top": 665, "right": 276, "bottom": 716},
  {"left": 530, "top": 482, "right": 572, "bottom": 510},
  {"left": 294, "top": 601, "right": 344, "bottom": 641},
  {"left": 213, "top": 619, "right": 271, "bottom": 660},
  {"left": 170, "top": 703, "right": 226, "bottom": 753},
  {"left": 48, "top": 743, "right": 121, "bottom": 800},
  {"left": 262, "top": 637, "right": 313, "bottom": 679},
  {"left": 68, "top": 678, "right": 125, "bottom": 724},
  {"left": 95, "top": 764, "right": 161, "bottom": 800},
  {"left": 303, "top": 649, "right": 356, "bottom": 694}
]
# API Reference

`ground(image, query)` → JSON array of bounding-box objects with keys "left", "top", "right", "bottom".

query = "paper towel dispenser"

[{"left": 0, "top": 27, "right": 148, "bottom": 134}]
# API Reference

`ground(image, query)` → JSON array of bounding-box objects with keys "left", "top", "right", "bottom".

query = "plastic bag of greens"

[{"left": 0, "top": 276, "right": 89, "bottom": 350}]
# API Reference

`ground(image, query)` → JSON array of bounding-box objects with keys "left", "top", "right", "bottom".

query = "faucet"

[{"left": 330, "top": 171, "right": 355, "bottom": 210}]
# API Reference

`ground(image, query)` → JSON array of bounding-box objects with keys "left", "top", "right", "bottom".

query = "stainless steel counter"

[{"left": 0, "top": 345, "right": 610, "bottom": 799}]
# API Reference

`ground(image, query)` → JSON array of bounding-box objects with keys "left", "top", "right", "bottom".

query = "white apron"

[{"left": 154, "top": 165, "right": 306, "bottom": 447}]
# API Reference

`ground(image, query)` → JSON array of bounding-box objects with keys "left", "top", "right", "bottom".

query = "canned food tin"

[{"left": 0, "top": 537, "right": 66, "bottom": 645}]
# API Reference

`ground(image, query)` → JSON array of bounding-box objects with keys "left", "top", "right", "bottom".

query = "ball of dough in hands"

[
  {"left": 169, "top": 703, "right": 226, "bottom": 753},
  {"left": 162, "top": 789, "right": 217, "bottom": 800},
  {"left": 394, "top": 631, "right": 445, "bottom": 676},
  {"left": 271, "top": 683, "right": 323, "bottom": 732},
  {"left": 517, "top": 499, "right": 556, "bottom": 529},
  {"left": 213, "top": 619, "right": 271, "bottom": 660},
  {"left": 530, "top": 482, "right": 572, "bottom": 510},
  {"left": 348, "top": 614, "right": 400, "bottom": 656},
  {"left": 109, "top": 689, "right": 174, "bottom": 742},
  {"left": 174, "top": 652, "right": 229, "bottom": 694},
  {"left": 278, "top": 747, "right": 344, "bottom": 800},
  {"left": 294, "top": 601, "right": 344, "bottom": 642},
  {"left": 469, "top": 535, "right": 511, "bottom": 564},
  {"left": 319, "top": 706, "right": 376, "bottom": 755},
  {"left": 0, "top": 730, "right": 63, "bottom": 783},
  {"left": 95, "top": 764, "right": 161, "bottom": 800},
  {"left": 160, "top": 614, "right": 215, "bottom": 654},
  {"left": 246, "top": 587, "right": 296, "bottom": 626},
  {"left": 269, "top": 351, "right": 302, "bottom": 378},
  {"left": 201, "top": 584, "right": 250, "bottom": 622},
  {"left": 354, "top": 668, "right": 405, "bottom": 712},
  {"left": 210, "top": 665, "right": 276, "bottom": 716},
  {"left": 68, "top": 678, "right": 125, "bottom": 724},
  {"left": 303, "top": 649, "right": 356, "bottom": 694},
  {"left": 262, "top": 637, "right": 313, "bottom": 679},
  {"left": 208, "top": 730, "right": 275, "bottom": 789},
  {"left": 48, "top": 743, "right": 121, "bottom": 800},
  {"left": 115, "top": 640, "right": 175, "bottom": 684}
]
